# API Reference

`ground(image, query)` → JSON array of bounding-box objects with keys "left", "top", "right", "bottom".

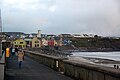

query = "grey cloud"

[{"left": 1, "top": 0, "right": 120, "bottom": 36}]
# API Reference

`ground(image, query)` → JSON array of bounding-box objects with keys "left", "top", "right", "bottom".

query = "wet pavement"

[{"left": 5, "top": 55, "right": 73, "bottom": 80}]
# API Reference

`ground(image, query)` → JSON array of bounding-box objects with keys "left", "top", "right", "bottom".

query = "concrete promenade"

[{"left": 5, "top": 55, "right": 73, "bottom": 80}]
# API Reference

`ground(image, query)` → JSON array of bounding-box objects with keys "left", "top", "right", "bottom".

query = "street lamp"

[{"left": 0, "top": 8, "right": 2, "bottom": 57}]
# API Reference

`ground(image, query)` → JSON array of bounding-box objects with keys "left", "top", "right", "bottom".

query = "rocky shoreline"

[
  {"left": 83, "top": 57, "right": 120, "bottom": 64},
  {"left": 27, "top": 48, "right": 120, "bottom": 68},
  {"left": 62, "top": 48, "right": 120, "bottom": 53},
  {"left": 68, "top": 56, "right": 120, "bottom": 68}
]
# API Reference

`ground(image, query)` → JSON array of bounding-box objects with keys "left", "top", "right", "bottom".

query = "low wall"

[
  {"left": 63, "top": 60, "right": 120, "bottom": 80},
  {"left": 0, "top": 53, "right": 5, "bottom": 80},
  {"left": 25, "top": 50, "right": 67, "bottom": 72},
  {"left": 24, "top": 50, "right": 120, "bottom": 80}
]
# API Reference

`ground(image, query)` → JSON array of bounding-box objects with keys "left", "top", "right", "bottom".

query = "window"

[
  {"left": 26, "top": 41, "right": 29, "bottom": 44},
  {"left": 37, "top": 44, "right": 39, "bottom": 47},
  {"left": 20, "top": 42, "right": 23, "bottom": 44},
  {"left": 35, "top": 44, "right": 37, "bottom": 47},
  {"left": 19, "top": 45, "right": 22, "bottom": 48},
  {"left": 15, "top": 45, "right": 18, "bottom": 47},
  {"left": 14, "top": 42, "right": 17, "bottom": 44},
  {"left": 35, "top": 41, "right": 39, "bottom": 43}
]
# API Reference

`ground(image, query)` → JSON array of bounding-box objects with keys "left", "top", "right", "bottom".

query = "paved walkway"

[{"left": 5, "top": 55, "right": 73, "bottom": 80}]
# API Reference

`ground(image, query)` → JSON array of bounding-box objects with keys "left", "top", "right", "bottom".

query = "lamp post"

[{"left": 0, "top": 9, "right": 2, "bottom": 57}]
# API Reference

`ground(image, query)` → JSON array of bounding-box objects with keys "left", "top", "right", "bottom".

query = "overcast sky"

[{"left": 0, "top": 0, "right": 120, "bottom": 36}]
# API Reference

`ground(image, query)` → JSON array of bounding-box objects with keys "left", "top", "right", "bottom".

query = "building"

[
  {"left": 32, "top": 37, "right": 41, "bottom": 48},
  {"left": 73, "top": 34, "right": 82, "bottom": 38},
  {"left": 4, "top": 32, "right": 25, "bottom": 38},
  {"left": 63, "top": 39, "right": 72, "bottom": 45},
  {"left": 53, "top": 37, "right": 62, "bottom": 46},
  {"left": 30, "top": 33, "right": 37, "bottom": 37},
  {"left": 47, "top": 34, "right": 56, "bottom": 39},
  {"left": 24, "top": 37, "right": 32, "bottom": 48},
  {"left": 59, "top": 34, "right": 73, "bottom": 38},
  {"left": 13, "top": 39, "right": 26, "bottom": 49},
  {"left": 41, "top": 34, "right": 47, "bottom": 38},
  {"left": 0, "top": 33, "right": 9, "bottom": 41},
  {"left": 48, "top": 40, "right": 55, "bottom": 47},
  {"left": 41, "top": 38, "right": 48, "bottom": 46},
  {"left": 73, "top": 34, "right": 95, "bottom": 38}
]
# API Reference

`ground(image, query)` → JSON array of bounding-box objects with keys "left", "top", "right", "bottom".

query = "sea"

[
  {"left": 71, "top": 51, "right": 120, "bottom": 67},
  {"left": 71, "top": 51, "right": 120, "bottom": 61}
]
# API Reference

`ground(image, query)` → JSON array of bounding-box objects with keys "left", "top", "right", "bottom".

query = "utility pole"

[{"left": 0, "top": 8, "right": 2, "bottom": 57}]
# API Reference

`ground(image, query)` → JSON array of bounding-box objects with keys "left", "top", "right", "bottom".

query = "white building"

[{"left": 73, "top": 34, "right": 95, "bottom": 38}]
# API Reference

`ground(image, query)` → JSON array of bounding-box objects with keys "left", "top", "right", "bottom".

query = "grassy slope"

[{"left": 70, "top": 37, "right": 120, "bottom": 50}]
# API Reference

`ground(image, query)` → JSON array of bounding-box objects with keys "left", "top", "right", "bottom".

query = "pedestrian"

[
  {"left": 15, "top": 47, "right": 19, "bottom": 56},
  {"left": 10, "top": 47, "right": 12, "bottom": 55},
  {"left": 114, "top": 65, "right": 116, "bottom": 68},
  {"left": 117, "top": 65, "right": 119, "bottom": 69},
  {"left": 18, "top": 49, "right": 24, "bottom": 68},
  {"left": 12, "top": 48, "right": 15, "bottom": 55}
]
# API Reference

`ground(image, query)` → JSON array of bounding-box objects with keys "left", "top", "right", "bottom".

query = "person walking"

[
  {"left": 10, "top": 47, "right": 12, "bottom": 55},
  {"left": 15, "top": 47, "right": 19, "bottom": 56},
  {"left": 12, "top": 48, "right": 15, "bottom": 55},
  {"left": 18, "top": 49, "right": 24, "bottom": 68}
]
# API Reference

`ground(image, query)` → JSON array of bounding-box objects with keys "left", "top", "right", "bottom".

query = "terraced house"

[
  {"left": 32, "top": 37, "right": 41, "bottom": 48},
  {"left": 13, "top": 39, "right": 26, "bottom": 49}
]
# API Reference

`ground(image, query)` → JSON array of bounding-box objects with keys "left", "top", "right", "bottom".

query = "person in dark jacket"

[{"left": 15, "top": 47, "right": 19, "bottom": 55}]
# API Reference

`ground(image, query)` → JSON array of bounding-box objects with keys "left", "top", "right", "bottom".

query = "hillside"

[{"left": 66, "top": 37, "right": 120, "bottom": 51}]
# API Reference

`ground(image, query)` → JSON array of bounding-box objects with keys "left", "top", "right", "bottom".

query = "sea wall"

[
  {"left": 63, "top": 60, "right": 120, "bottom": 80},
  {"left": 25, "top": 50, "right": 120, "bottom": 80},
  {"left": 25, "top": 50, "right": 67, "bottom": 72}
]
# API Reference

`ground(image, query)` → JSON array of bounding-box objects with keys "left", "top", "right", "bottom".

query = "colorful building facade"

[
  {"left": 32, "top": 37, "right": 41, "bottom": 48},
  {"left": 13, "top": 39, "right": 26, "bottom": 49},
  {"left": 24, "top": 38, "right": 32, "bottom": 48}
]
